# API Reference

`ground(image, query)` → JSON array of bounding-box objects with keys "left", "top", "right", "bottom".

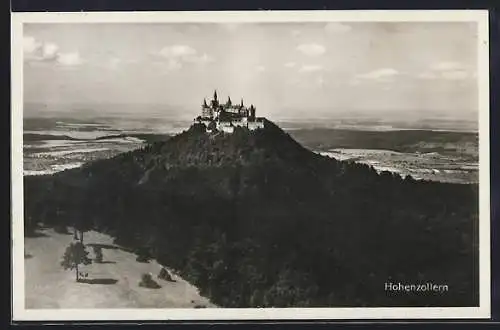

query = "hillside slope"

[{"left": 24, "top": 120, "right": 479, "bottom": 307}]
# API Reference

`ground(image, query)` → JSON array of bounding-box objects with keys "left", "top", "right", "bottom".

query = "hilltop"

[{"left": 24, "top": 120, "right": 479, "bottom": 307}]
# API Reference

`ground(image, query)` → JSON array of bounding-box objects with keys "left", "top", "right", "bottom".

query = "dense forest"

[{"left": 24, "top": 120, "right": 479, "bottom": 307}]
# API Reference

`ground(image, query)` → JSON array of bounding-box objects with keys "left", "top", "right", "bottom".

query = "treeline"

[{"left": 24, "top": 121, "right": 479, "bottom": 307}]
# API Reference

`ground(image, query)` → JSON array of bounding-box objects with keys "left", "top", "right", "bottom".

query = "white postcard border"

[{"left": 11, "top": 10, "right": 491, "bottom": 321}]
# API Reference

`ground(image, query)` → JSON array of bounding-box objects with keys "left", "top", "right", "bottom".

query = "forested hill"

[{"left": 24, "top": 119, "right": 479, "bottom": 307}]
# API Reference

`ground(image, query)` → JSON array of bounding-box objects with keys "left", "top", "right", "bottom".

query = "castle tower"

[
  {"left": 211, "top": 90, "right": 219, "bottom": 109},
  {"left": 239, "top": 98, "right": 246, "bottom": 116},
  {"left": 226, "top": 96, "right": 232, "bottom": 107},
  {"left": 202, "top": 98, "right": 212, "bottom": 118},
  {"left": 250, "top": 104, "right": 256, "bottom": 119}
]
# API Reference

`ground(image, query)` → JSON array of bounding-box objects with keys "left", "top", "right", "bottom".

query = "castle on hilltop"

[{"left": 194, "top": 90, "right": 265, "bottom": 133}]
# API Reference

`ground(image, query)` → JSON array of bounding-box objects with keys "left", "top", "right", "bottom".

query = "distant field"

[
  {"left": 22, "top": 116, "right": 479, "bottom": 183},
  {"left": 23, "top": 127, "right": 478, "bottom": 158},
  {"left": 287, "top": 128, "right": 478, "bottom": 160},
  {"left": 24, "top": 132, "right": 171, "bottom": 144}
]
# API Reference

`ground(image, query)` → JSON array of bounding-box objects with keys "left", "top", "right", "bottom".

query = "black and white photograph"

[{"left": 11, "top": 10, "right": 490, "bottom": 320}]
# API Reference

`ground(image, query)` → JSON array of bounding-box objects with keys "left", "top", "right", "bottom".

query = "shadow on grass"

[
  {"left": 87, "top": 243, "right": 119, "bottom": 250},
  {"left": 78, "top": 278, "right": 118, "bottom": 285},
  {"left": 25, "top": 253, "right": 33, "bottom": 259},
  {"left": 54, "top": 229, "right": 74, "bottom": 235},
  {"left": 25, "top": 231, "right": 49, "bottom": 238},
  {"left": 87, "top": 243, "right": 132, "bottom": 252},
  {"left": 161, "top": 278, "right": 177, "bottom": 283},
  {"left": 138, "top": 282, "right": 162, "bottom": 289},
  {"left": 96, "top": 261, "right": 116, "bottom": 264}
]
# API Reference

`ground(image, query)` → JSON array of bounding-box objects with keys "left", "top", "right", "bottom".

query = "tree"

[
  {"left": 136, "top": 246, "right": 151, "bottom": 263},
  {"left": 60, "top": 242, "right": 92, "bottom": 282},
  {"left": 65, "top": 188, "right": 92, "bottom": 243},
  {"left": 73, "top": 213, "right": 92, "bottom": 243},
  {"left": 139, "top": 273, "right": 161, "bottom": 289},
  {"left": 54, "top": 224, "right": 70, "bottom": 234},
  {"left": 93, "top": 246, "right": 103, "bottom": 263}
]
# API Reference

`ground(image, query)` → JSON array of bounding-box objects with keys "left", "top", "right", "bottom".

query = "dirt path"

[{"left": 24, "top": 228, "right": 215, "bottom": 309}]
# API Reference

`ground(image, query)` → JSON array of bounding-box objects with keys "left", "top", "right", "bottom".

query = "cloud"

[
  {"left": 57, "top": 52, "right": 83, "bottom": 66},
  {"left": 284, "top": 62, "right": 296, "bottom": 68},
  {"left": 299, "top": 64, "right": 323, "bottom": 73},
  {"left": 256, "top": 65, "right": 266, "bottom": 73},
  {"left": 356, "top": 68, "right": 399, "bottom": 80},
  {"left": 159, "top": 45, "right": 196, "bottom": 58},
  {"left": 156, "top": 44, "right": 214, "bottom": 70},
  {"left": 43, "top": 43, "right": 59, "bottom": 57},
  {"left": 418, "top": 61, "right": 473, "bottom": 81},
  {"left": 23, "top": 35, "right": 84, "bottom": 67},
  {"left": 324, "top": 22, "right": 352, "bottom": 34},
  {"left": 296, "top": 43, "right": 326, "bottom": 56},
  {"left": 23, "top": 36, "right": 41, "bottom": 53},
  {"left": 24, "top": 36, "right": 58, "bottom": 62},
  {"left": 431, "top": 61, "right": 463, "bottom": 71},
  {"left": 194, "top": 53, "right": 214, "bottom": 64}
]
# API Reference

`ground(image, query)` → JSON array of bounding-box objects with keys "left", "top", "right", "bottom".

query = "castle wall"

[
  {"left": 202, "top": 107, "right": 213, "bottom": 118},
  {"left": 232, "top": 119, "right": 247, "bottom": 128},
  {"left": 220, "top": 125, "right": 234, "bottom": 134},
  {"left": 217, "top": 121, "right": 234, "bottom": 134},
  {"left": 248, "top": 121, "right": 265, "bottom": 130}
]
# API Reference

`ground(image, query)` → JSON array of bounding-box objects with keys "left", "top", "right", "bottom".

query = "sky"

[{"left": 23, "top": 22, "right": 479, "bottom": 121}]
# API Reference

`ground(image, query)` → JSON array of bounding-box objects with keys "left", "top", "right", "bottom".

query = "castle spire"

[
  {"left": 227, "top": 96, "right": 232, "bottom": 106},
  {"left": 203, "top": 98, "right": 208, "bottom": 107},
  {"left": 240, "top": 98, "right": 244, "bottom": 107},
  {"left": 213, "top": 90, "right": 218, "bottom": 101}
]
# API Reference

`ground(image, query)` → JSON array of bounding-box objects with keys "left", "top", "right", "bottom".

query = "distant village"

[{"left": 194, "top": 90, "right": 265, "bottom": 133}]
